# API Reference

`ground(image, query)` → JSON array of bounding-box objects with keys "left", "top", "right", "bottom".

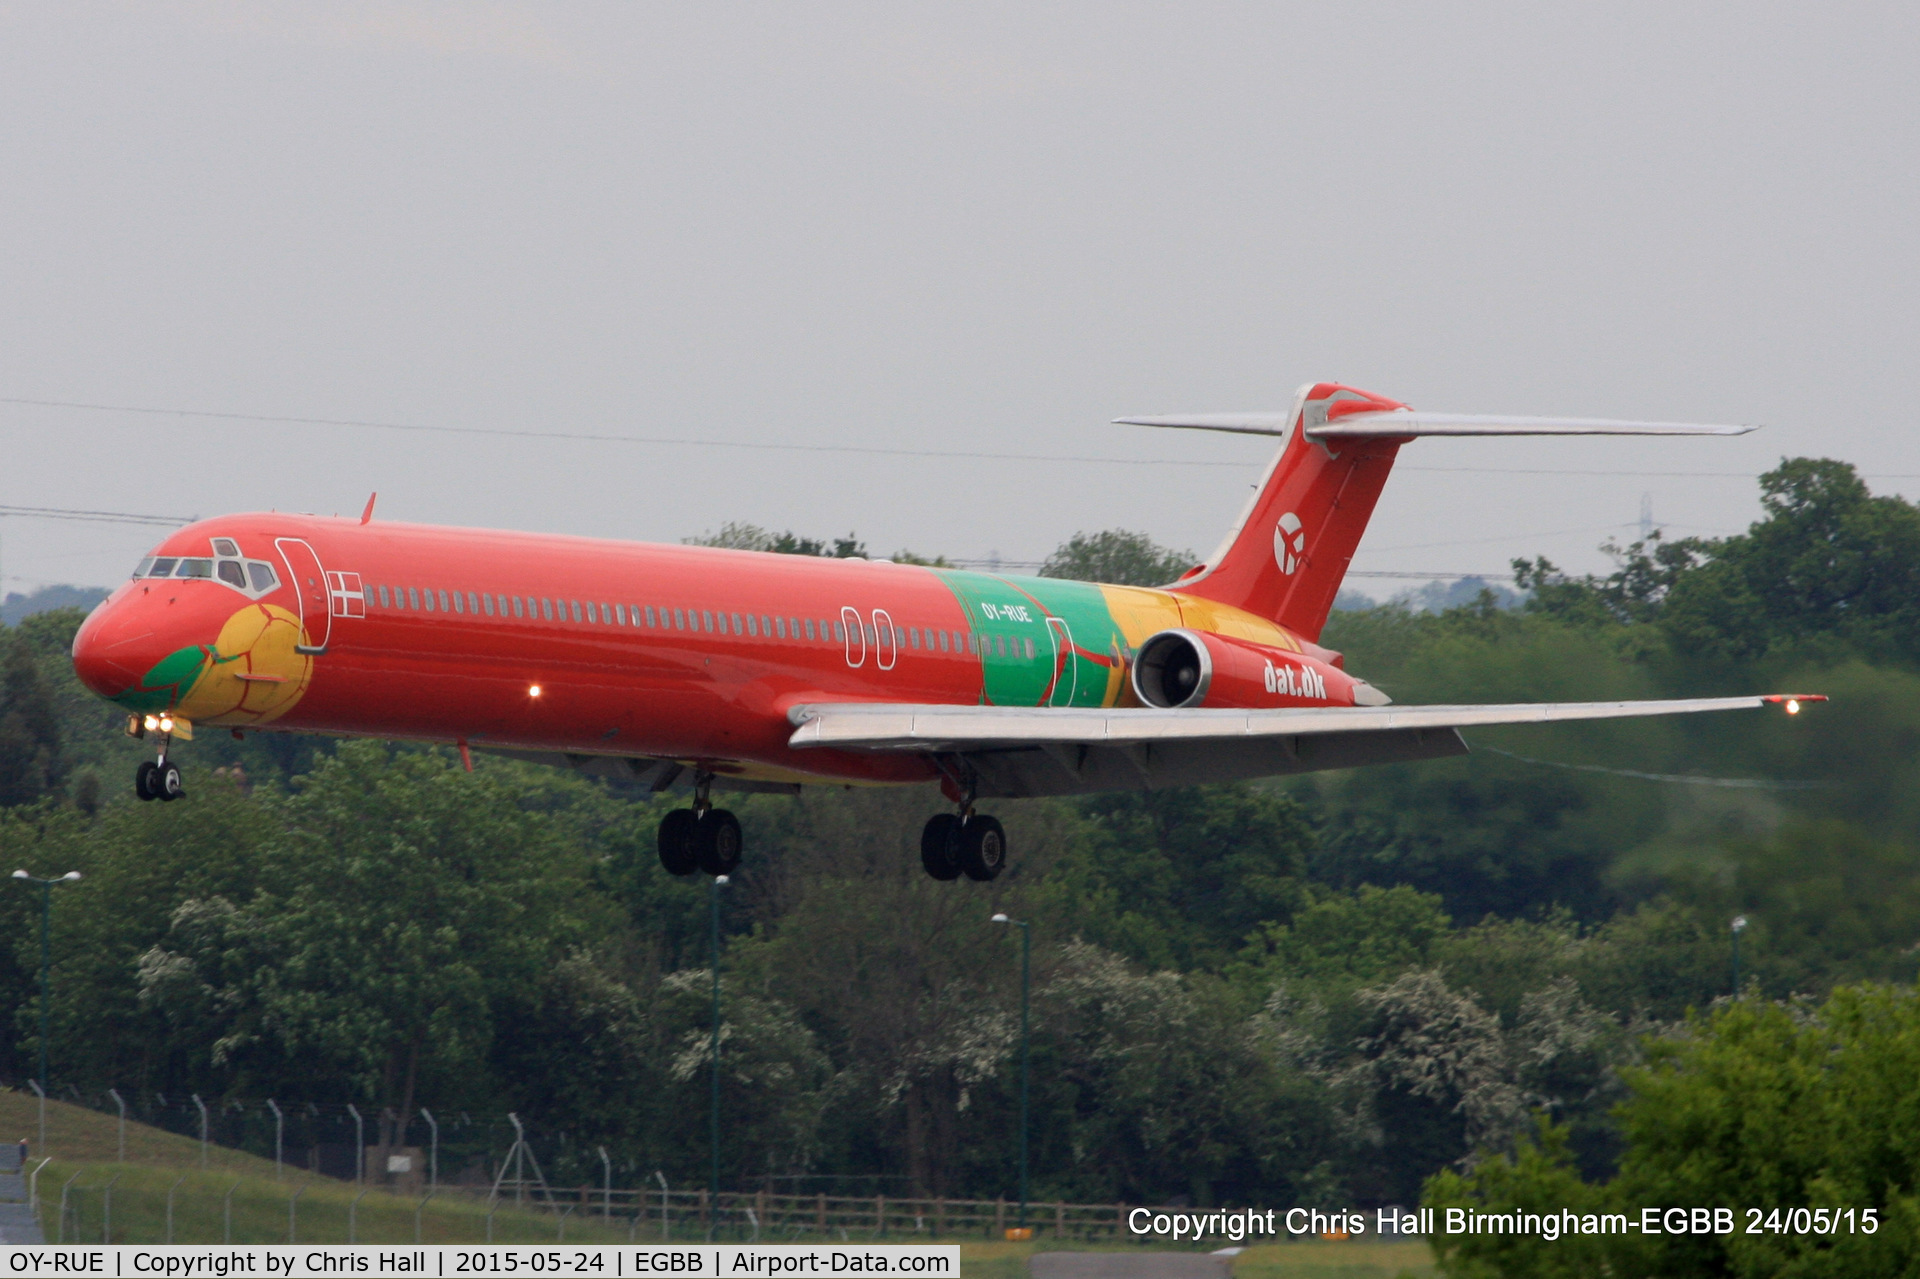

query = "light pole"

[
  {"left": 991, "top": 913, "right": 1030, "bottom": 1232},
  {"left": 11, "top": 870, "right": 81, "bottom": 1114},
  {"left": 1731, "top": 916, "right": 1748, "bottom": 997},
  {"left": 709, "top": 874, "right": 730, "bottom": 1241}
]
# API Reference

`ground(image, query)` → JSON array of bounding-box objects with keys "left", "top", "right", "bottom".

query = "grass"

[
  {"left": 2, "top": 1091, "right": 634, "bottom": 1244},
  {"left": 954, "top": 1238, "right": 1436, "bottom": 1279},
  {"left": 2, "top": 1092, "right": 1440, "bottom": 1272}
]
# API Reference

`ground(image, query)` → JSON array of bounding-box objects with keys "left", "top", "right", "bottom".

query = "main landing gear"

[
  {"left": 128, "top": 715, "right": 184, "bottom": 802},
  {"left": 920, "top": 810, "right": 1006, "bottom": 882},
  {"left": 657, "top": 772, "right": 743, "bottom": 878}
]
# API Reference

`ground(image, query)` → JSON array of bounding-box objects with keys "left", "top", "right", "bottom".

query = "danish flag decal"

[
  {"left": 1274, "top": 512, "right": 1305, "bottom": 575},
  {"left": 326, "top": 571, "right": 366, "bottom": 619}
]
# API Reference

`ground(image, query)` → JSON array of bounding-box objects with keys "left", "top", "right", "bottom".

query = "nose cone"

[{"left": 71, "top": 592, "right": 190, "bottom": 711}]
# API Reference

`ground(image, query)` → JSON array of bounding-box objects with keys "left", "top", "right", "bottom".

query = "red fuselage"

[{"left": 70, "top": 513, "right": 1341, "bottom": 788}]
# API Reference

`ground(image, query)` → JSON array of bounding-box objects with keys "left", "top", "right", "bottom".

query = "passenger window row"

[{"left": 368, "top": 585, "right": 1007, "bottom": 658}]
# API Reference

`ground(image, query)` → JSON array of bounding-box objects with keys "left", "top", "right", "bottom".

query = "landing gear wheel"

[
  {"left": 658, "top": 809, "right": 698, "bottom": 876},
  {"left": 693, "top": 809, "right": 743, "bottom": 877},
  {"left": 920, "top": 814, "right": 962, "bottom": 880},
  {"left": 155, "top": 762, "right": 184, "bottom": 802},
  {"left": 957, "top": 815, "right": 1006, "bottom": 882},
  {"left": 135, "top": 761, "right": 158, "bottom": 801}
]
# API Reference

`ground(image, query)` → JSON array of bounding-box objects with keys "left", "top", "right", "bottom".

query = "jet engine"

[{"left": 1130, "top": 628, "right": 1389, "bottom": 710}]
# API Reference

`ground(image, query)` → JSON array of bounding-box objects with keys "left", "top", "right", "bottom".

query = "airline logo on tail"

[{"left": 1274, "top": 512, "right": 1305, "bottom": 575}]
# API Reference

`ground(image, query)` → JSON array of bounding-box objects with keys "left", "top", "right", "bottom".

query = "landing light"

[
  {"left": 1786, "top": 699, "right": 1800, "bottom": 715},
  {"left": 528, "top": 684, "right": 543, "bottom": 699},
  {"left": 143, "top": 715, "right": 160, "bottom": 732},
  {"left": 158, "top": 715, "right": 174, "bottom": 733}
]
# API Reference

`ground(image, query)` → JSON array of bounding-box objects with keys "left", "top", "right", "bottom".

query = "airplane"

[{"left": 70, "top": 382, "right": 1820, "bottom": 882}]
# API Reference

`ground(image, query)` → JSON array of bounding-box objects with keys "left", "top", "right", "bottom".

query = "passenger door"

[{"left": 275, "top": 538, "right": 331, "bottom": 654}]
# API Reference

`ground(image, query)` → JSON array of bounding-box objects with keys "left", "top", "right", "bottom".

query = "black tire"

[
  {"left": 958, "top": 814, "right": 1007, "bottom": 882},
  {"left": 156, "top": 762, "right": 184, "bottom": 802},
  {"left": 920, "top": 814, "right": 962, "bottom": 881},
  {"left": 694, "top": 808, "right": 744, "bottom": 876},
  {"left": 134, "top": 761, "right": 158, "bottom": 801},
  {"left": 658, "top": 809, "right": 698, "bottom": 876}
]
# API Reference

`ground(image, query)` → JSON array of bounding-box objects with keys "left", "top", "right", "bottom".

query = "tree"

[
  {"left": 1040, "top": 529, "right": 1196, "bottom": 587},
  {"left": 139, "top": 744, "right": 610, "bottom": 1142},
  {"left": 684, "top": 523, "right": 867, "bottom": 558},
  {"left": 0, "top": 627, "right": 61, "bottom": 806},
  {"left": 1428, "top": 984, "right": 1920, "bottom": 1277}
]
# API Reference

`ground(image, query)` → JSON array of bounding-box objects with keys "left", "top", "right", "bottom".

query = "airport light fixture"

[
  {"left": 710, "top": 873, "right": 730, "bottom": 1240},
  {"left": 1731, "top": 916, "right": 1749, "bottom": 997},
  {"left": 991, "top": 912, "right": 1031, "bottom": 1231},
  {"left": 10, "top": 870, "right": 81, "bottom": 1101}
]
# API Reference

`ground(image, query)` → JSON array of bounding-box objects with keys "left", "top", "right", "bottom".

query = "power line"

[
  {"left": 0, "top": 503, "right": 195, "bottom": 527},
  {"left": 0, "top": 393, "right": 1856, "bottom": 480},
  {"left": 0, "top": 395, "right": 1250, "bottom": 470},
  {"left": 1476, "top": 745, "right": 1834, "bottom": 790}
]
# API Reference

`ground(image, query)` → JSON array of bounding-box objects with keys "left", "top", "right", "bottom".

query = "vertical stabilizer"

[
  {"left": 1141, "top": 383, "right": 1408, "bottom": 642},
  {"left": 1116, "top": 385, "right": 1754, "bottom": 642}
]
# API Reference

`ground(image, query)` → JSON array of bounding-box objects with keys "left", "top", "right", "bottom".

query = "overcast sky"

[{"left": 3, "top": 2, "right": 1915, "bottom": 598}]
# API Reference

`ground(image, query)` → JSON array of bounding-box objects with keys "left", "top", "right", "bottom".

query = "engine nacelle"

[{"left": 1130, "top": 628, "right": 1389, "bottom": 710}]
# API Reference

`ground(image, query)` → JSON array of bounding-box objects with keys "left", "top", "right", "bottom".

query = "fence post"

[
  {"left": 557, "top": 1204, "right": 573, "bottom": 1243},
  {"left": 29, "top": 1081, "right": 45, "bottom": 1158},
  {"left": 101, "top": 1172, "right": 120, "bottom": 1243},
  {"left": 347, "top": 1105, "right": 364, "bottom": 1185},
  {"left": 165, "top": 1175, "right": 183, "bottom": 1243},
  {"left": 994, "top": 1198, "right": 1004, "bottom": 1238},
  {"left": 266, "top": 1100, "right": 283, "bottom": 1180},
  {"left": 415, "top": 1191, "right": 433, "bottom": 1245},
  {"left": 655, "top": 1171, "right": 670, "bottom": 1241},
  {"left": 222, "top": 1179, "right": 240, "bottom": 1244},
  {"left": 486, "top": 1193, "right": 500, "bottom": 1243},
  {"left": 599, "top": 1147, "right": 611, "bottom": 1221},
  {"left": 421, "top": 1109, "right": 439, "bottom": 1191},
  {"left": 699, "top": 1188, "right": 709, "bottom": 1237},
  {"left": 876, "top": 1194, "right": 885, "bottom": 1239},
  {"left": 816, "top": 1192, "right": 825, "bottom": 1235},
  {"left": 350, "top": 1187, "right": 369, "bottom": 1244},
  {"left": 27, "top": 1158, "right": 50, "bottom": 1217},
  {"left": 56, "top": 1172, "right": 79, "bottom": 1244},
  {"left": 289, "top": 1184, "right": 304, "bottom": 1244},
  {"left": 935, "top": 1198, "right": 945, "bottom": 1239},
  {"left": 192, "top": 1094, "right": 209, "bottom": 1169},
  {"left": 107, "top": 1089, "right": 126, "bottom": 1164}
]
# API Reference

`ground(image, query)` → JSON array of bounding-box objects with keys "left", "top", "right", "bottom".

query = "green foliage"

[
  {"left": 1428, "top": 985, "right": 1920, "bottom": 1277},
  {"left": 1235, "top": 884, "right": 1452, "bottom": 995},
  {"left": 137, "top": 744, "right": 612, "bottom": 1126},
  {"left": 1038, "top": 529, "right": 1196, "bottom": 587},
  {"left": 0, "top": 623, "right": 62, "bottom": 805},
  {"left": 684, "top": 522, "right": 866, "bottom": 559},
  {"left": 1045, "top": 785, "right": 1316, "bottom": 969}
]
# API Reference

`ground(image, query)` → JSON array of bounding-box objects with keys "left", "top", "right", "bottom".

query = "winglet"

[{"left": 360, "top": 492, "right": 377, "bottom": 524}]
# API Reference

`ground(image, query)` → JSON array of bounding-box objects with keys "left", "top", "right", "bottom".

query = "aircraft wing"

[{"left": 786, "top": 695, "right": 1815, "bottom": 798}]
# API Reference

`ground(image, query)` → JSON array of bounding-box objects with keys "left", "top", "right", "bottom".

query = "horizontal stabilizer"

[{"left": 1116, "top": 412, "right": 1759, "bottom": 439}]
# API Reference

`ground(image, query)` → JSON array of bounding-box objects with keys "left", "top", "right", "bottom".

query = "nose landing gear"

[
  {"left": 129, "top": 716, "right": 185, "bottom": 802},
  {"left": 656, "top": 771, "right": 743, "bottom": 878}
]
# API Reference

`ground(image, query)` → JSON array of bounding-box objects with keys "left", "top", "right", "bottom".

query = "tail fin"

[{"left": 1119, "top": 384, "right": 1755, "bottom": 643}]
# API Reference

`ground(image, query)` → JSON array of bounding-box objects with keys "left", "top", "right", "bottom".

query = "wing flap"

[{"left": 787, "top": 695, "right": 1813, "bottom": 751}]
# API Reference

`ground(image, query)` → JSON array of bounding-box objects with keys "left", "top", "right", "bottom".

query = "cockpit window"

[
  {"left": 133, "top": 558, "right": 155, "bottom": 579},
  {"left": 173, "top": 558, "right": 214, "bottom": 579},
  {"left": 148, "top": 557, "right": 178, "bottom": 578},
  {"left": 247, "top": 562, "right": 279, "bottom": 592},
  {"left": 211, "top": 538, "right": 240, "bottom": 558},
  {"left": 216, "top": 561, "right": 247, "bottom": 588}
]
